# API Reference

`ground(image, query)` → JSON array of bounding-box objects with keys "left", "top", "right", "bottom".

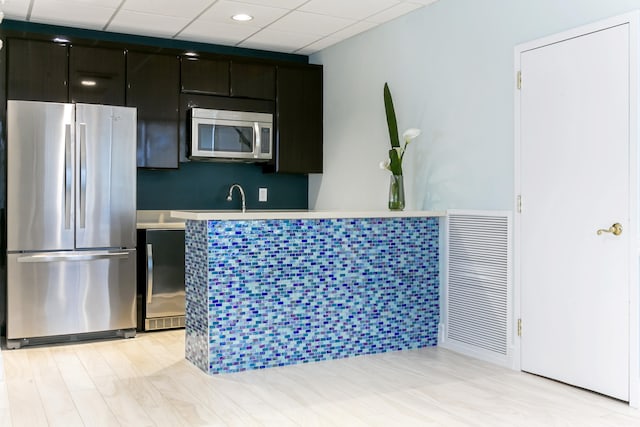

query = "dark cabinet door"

[
  {"left": 275, "top": 65, "right": 323, "bottom": 174},
  {"left": 127, "top": 52, "right": 180, "bottom": 169},
  {"left": 230, "top": 61, "right": 276, "bottom": 100},
  {"left": 69, "top": 45, "right": 125, "bottom": 105},
  {"left": 7, "top": 38, "right": 68, "bottom": 102},
  {"left": 181, "top": 57, "right": 230, "bottom": 96}
]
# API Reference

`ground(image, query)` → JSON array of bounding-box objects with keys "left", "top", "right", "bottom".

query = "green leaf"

[
  {"left": 388, "top": 148, "right": 403, "bottom": 176},
  {"left": 384, "top": 83, "right": 400, "bottom": 148}
]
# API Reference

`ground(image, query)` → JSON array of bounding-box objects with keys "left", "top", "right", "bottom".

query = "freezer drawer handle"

[
  {"left": 79, "top": 123, "right": 87, "bottom": 229},
  {"left": 147, "top": 243, "right": 154, "bottom": 304},
  {"left": 17, "top": 251, "right": 130, "bottom": 263},
  {"left": 64, "top": 124, "right": 72, "bottom": 229}
]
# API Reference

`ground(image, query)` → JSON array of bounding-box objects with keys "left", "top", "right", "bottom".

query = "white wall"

[{"left": 309, "top": 0, "right": 640, "bottom": 211}]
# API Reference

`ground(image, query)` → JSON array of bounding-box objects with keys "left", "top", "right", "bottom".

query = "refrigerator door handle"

[
  {"left": 79, "top": 123, "right": 87, "bottom": 229},
  {"left": 64, "top": 124, "right": 72, "bottom": 229},
  {"left": 17, "top": 251, "right": 131, "bottom": 263},
  {"left": 147, "top": 243, "right": 154, "bottom": 304}
]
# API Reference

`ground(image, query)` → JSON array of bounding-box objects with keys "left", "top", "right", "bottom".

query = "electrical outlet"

[{"left": 258, "top": 187, "right": 268, "bottom": 202}]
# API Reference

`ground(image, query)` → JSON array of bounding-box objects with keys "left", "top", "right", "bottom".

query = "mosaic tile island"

[{"left": 171, "top": 210, "right": 444, "bottom": 375}]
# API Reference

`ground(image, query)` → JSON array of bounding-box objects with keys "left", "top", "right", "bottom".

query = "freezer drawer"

[{"left": 7, "top": 250, "right": 137, "bottom": 340}]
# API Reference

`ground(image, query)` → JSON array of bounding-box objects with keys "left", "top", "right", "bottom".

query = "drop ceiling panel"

[
  {"left": 239, "top": 28, "right": 318, "bottom": 53},
  {"left": 331, "top": 21, "right": 379, "bottom": 40},
  {"left": 120, "top": 0, "right": 213, "bottom": 19},
  {"left": 409, "top": 0, "right": 439, "bottom": 5},
  {"left": 366, "top": 2, "right": 424, "bottom": 24},
  {"left": 268, "top": 11, "right": 355, "bottom": 37},
  {"left": 35, "top": 0, "right": 123, "bottom": 7},
  {"left": 232, "top": 0, "right": 308, "bottom": 9},
  {"left": 108, "top": 10, "right": 191, "bottom": 38},
  {"left": 299, "top": 0, "right": 401, "bottom": 21},
  {"left": 178, "top": 20, "right": 260, "bottom": 45},
  {"left": 2, "top": 1, "right": 31, "bottom": 20},
  {"left": 197, "top": 1, "right": 289, "bottom": 27},
  {"left": 30, "top": 0, "right": 120, "bottom": 30},
  {"left": 4, "top": 0, "right": 438, "bottom": 54},
  {"left": 297, "top": 21, "right": 378, "bottom": 55}
]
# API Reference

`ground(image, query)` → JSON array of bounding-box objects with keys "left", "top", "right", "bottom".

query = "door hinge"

[
  {"left": 517, "top": 318, "right": 522, "bottom": 337},
  {"left": 517, "top": 71, "right": 522, "bottom": 90},
  {"left": 517, "top": 195, "right": 523, "bottom": 213}
]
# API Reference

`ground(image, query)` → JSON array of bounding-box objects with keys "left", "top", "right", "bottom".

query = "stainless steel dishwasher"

[
  {"left": 136, "top": 210, "right": 185, "bottom": 331},
  {"left": 143, "top": 229, "right": 185, "bottom": 330}
]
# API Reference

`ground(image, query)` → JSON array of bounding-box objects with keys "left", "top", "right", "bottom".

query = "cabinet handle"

[{"left": 146, "top": 243, "right": 154, "bottom": 304}]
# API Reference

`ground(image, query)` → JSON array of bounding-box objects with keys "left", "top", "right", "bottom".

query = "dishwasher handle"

[{"left": 146, "top": 243, "right": 154, "bottom": 304}]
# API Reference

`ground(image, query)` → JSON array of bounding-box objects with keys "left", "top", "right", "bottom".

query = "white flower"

[
  {"left": 379, "top": 159, "right": 390, "bottom": 170},
  {"left": 394, "top": 146, "right": 403, "bottom": 157},
  {"left": 402, "top": 128, "right": 421, "bottom": 144}
]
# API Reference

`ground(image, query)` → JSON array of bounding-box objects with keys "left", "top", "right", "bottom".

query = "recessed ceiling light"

[{"left": 232, "top": 13, "right": 253, "bottom": 22}]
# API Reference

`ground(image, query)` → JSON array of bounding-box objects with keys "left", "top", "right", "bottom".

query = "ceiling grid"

[{"left": 1, "top": 0, "right": 437, "bottom": 54}]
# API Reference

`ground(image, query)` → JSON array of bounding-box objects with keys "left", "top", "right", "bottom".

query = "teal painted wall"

[{"left": 137, "top": 162, "right": 308, "bottom": 210}]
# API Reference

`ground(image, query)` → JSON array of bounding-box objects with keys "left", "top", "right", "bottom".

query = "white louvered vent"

[{"left": 443, "top": 211, "right": 512, "bottom": 363}]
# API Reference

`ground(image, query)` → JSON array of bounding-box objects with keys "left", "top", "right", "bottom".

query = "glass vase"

[{"left": 388, "top": 174, "right": 405, "bottom": 211}]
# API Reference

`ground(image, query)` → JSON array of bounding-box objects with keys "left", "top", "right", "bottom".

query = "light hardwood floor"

[{"left": 0, "top": 330, "right": 639, "bottom": 426}]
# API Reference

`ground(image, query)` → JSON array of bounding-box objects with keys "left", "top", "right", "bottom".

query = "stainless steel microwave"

[{"left": 188, "top": 108, "right": 273, "bottom": 162}]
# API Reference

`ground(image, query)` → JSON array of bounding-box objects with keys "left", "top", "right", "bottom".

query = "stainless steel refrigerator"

[{"left": 6, "top": 100, "right": 137, "bottom": 349}]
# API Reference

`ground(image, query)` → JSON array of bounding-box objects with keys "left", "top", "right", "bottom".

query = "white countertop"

[
  {"left": 137, "top": 210, "right": 186, "bottom": 229},
  {"left": 170, "top": 209, "right": 446, "bottom": 221}
]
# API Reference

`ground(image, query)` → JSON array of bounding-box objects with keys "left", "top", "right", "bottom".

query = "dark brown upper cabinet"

[
  {"left": 180, "top": 57, "right": 230, "bottom": 96},
  {"left": 69, "top": 45, "right": 126, "bottom": 105},
  {"left": 127, "top": 52, "right": 180, "bottom": 169},
  {"left": 275, "top": 65, "right": 323, "bottom": 174},
  {"left": 230, "top": 61, "right": 276, "bottom": 100},
  {"left": 7, "top": 38, "right": 68, "bottom": 102}
]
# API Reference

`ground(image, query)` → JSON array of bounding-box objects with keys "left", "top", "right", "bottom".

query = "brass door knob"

[{"left": 597, "top": 223, "right": 623, "bottom": 236}]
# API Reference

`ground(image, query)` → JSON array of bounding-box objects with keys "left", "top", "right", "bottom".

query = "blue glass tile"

[{"left": 185, "top": 216, "right": 440, "bottom": 374}]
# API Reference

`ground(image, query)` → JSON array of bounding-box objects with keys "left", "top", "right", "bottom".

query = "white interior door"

[{"left": 519, "top": 23, "right": 630, "bottom": 401}]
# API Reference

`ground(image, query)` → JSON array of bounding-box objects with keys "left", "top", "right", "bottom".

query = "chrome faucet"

[{"left": 226, "top": 184, "right": 246, "bottom": 213}]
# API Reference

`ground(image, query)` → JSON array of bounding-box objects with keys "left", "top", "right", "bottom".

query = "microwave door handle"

[{"left": 254, "top": 122, "right": 260, "bottom": 158}]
